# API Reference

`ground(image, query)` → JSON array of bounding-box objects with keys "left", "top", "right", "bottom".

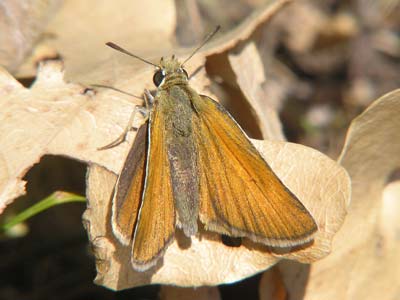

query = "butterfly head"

[{"left": 153, "top": 55, "right": 189, "bottom": 87}]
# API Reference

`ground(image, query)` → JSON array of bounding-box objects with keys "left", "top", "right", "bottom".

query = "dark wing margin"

[{"left": 192, "top": 95, "right": 318, "bottom": 247}]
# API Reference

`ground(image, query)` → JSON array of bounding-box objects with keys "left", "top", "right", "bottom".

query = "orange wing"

[
  {"left": 131, "top": 107, "right": 176, "bottom": 271},
  {"left": 111, "top": 124, "right": 147, "bottom": 245},
  {"left": 192, "top": 95, "right": 317, "bottom": 247}
]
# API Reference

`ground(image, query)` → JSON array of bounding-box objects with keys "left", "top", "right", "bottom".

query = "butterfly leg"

[
  {"left": 144, "top": 89, "right": 154, "bottom": 107},
  {"left": 98, "top": 104, "right": 149, "bottom": 150}
]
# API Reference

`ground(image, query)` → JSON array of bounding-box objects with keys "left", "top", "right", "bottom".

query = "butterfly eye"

[{"left": 153, "top": 69, "right": 165, "bottom": 87}]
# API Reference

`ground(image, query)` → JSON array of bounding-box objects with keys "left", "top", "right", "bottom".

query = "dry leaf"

[
  {"left": 0, "top": 0, "right": 291, "bottom": 221},
  {"left": 0, "top": 0, "right": 351, "bottom": 292},
  {"left": 15, "top": 0, "right": 177, "bottom": 81},
  {"left": 0, "top": 0, "right": 61, "bottom": 73},
  {"left": 259, "top": 89, "right": 400, "bottom": 300},
  {"left": 84, "top": 137, "right": 349, "bottom": 290},
  {"left": 201, "top": 0, "right": 292, "bottom": 56},
  {"left": 228, "top": 42, "right": 285, "bottom": 140}
]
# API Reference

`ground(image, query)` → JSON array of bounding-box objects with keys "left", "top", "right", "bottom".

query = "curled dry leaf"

[
  {"left": 260, "top": 90, "right": 400, "bottom": 300},
  {"left": 84, "top": 137, "right": 349, "bottom": 290},
  {"left": 201, "top": 0, "right": 292, "bottom": 56},
  {"left": 14, "top": 0, "right": 292, "bottom": 82},
  {"left": 0, "top": 61, "right": 350, "bottom": 290},
  {"left": 228, "top": 42, "right": 285, "bottom": 141},
  {"left": 0, "top": 0, "right": 351, "bottom": 291}
]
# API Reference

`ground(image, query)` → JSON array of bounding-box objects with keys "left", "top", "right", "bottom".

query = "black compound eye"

[{"left": 153, "top": 69, "right": 165, "bottom": 87}]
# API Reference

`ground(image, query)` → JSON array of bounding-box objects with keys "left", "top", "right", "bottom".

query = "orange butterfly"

[{"left": 100, "top": 27, "right": 317, "bottom": 271}]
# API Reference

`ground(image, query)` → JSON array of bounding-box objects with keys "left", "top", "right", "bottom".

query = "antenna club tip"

[{"left": 106, "top": 42, "right": 117, "bottom": 49}]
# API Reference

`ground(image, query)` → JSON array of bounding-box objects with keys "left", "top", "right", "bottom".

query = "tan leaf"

[
  {"left": 0, "top": 0, "right": 291, "bottom": 221},
  {"left": 84, "top": 137, "right": 349, "bottom": 290},
  {"left": 261, "top": 89, "right": 400, "bottom": 300},
  {"left": 0, "top": 0, "right": 61, "bottom": 73},
  {"left": 228, "top": 42, "right": 285, "bottom": 141},
  {"left": 15, "top": 0, "right": 177, "bottom": 81}
]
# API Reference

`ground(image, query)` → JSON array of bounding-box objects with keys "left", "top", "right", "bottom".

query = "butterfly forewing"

[
  {"left": 112, "top": 124, "right": 147, "bottom": 245},
  {"left": 131, "top": 107, "right": 176, "bottom": 271},
  {"left": 192, "top": 95, "right": 318, "bottom": 247}
]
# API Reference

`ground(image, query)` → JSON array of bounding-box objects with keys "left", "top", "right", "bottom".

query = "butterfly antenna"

[
  {"left": 106, "top": 42, "right": 158, "bottom": 68},
  {"left": 181, "top": 25, "right": 221, "bottom": 67},
  {"left": 91, "top": 84, "right": 143, "bottom": 101}
]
